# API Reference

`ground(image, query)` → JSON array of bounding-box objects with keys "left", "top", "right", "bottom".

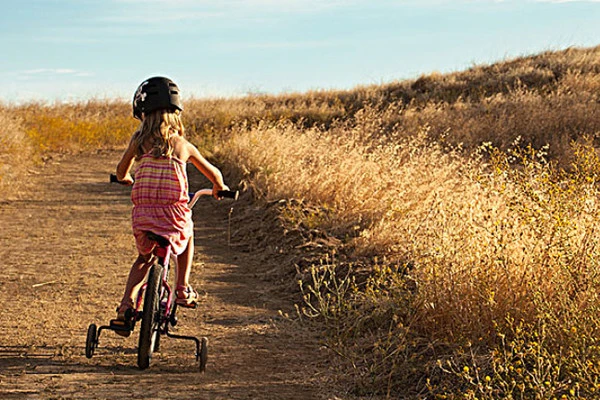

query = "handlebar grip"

[
  {"left": 110, "top": 174, "right": 133, "bottom": 185},
  {"left": 218, "top": 190, "right": 239, "bottom": 200}
]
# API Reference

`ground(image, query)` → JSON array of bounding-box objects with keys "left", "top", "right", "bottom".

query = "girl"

[{"left": 114, "top": 77, "right": 228, "bottom": 328}]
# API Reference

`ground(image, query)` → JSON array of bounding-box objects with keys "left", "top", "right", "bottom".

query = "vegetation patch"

[{"left": 0, "top": 108, "right": 32, "bottom": 196}]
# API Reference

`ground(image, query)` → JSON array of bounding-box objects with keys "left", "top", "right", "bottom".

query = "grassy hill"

[{"left": 3, "top": 45, "right": 600, "bottom": 398}]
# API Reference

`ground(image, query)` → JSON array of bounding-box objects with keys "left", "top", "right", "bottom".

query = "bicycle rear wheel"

[{"left": 138, "top": 263, "right": 162, "bottom": 369}]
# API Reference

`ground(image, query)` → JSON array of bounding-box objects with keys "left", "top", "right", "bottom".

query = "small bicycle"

[{"left": 85, "top": 174, "right": 238, "bottom": 371}]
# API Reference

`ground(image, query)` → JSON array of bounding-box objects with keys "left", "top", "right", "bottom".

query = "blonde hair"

[{"left": 132, "top": 109, "right": 185, "bottom": 158}]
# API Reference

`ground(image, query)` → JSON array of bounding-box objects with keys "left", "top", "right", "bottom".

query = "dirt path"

[{"left": 0, "top": 151, "right": 333, "bottom": 399}]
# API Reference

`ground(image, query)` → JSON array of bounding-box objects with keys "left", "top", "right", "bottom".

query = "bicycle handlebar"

[{"left": 110, "top": 174, "right": 238, "bottom": 207}]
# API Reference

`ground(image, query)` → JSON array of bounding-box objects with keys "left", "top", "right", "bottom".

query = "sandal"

[
  {"left": 110, "top": 303, "right": 134, "bottom": 337},
  {"left": 175, "top": 285, "right": 199, "bottom": 308}
]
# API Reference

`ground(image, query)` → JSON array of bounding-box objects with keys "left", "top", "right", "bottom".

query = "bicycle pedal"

[{"left": 110, "top": 319, "right": 133, "bottom": 337}]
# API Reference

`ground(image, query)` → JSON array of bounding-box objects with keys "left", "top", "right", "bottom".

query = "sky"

[{"left": 1, "top": 0, "right": 600, "bottom": 104}]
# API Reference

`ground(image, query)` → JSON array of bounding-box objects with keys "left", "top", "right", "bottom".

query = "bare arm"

[
  {"left": 189, "top": 145, "right": 228, "bottom": 197},
  {"left": 116, "top": 137, "right": 137, "bottom": 184},
  {"left": 176, "top": 137, "right": 228, "bottom": 197}
]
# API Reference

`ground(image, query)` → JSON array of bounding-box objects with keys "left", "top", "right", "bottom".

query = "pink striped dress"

[{"left": 131, "top": 154, "right": 193, "bottom": 256}]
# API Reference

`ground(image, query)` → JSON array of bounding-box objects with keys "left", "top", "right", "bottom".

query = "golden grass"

[
  {"left": 221, "top": 117, "right": 600, "bottom": 397},
  {"left": 0, "top": 108, "right": 32, "bottom": 195},
  {"left": 13, "top": 100, "right": 137, "bottom": 153}
]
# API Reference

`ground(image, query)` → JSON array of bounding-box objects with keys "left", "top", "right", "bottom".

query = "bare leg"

[
  {"left": 176, "top": 234, "right": 194, "bottom": 288},
  {"left": 175, "top": 236, "right": 199, "bottom": 305},
  {"left": 119, "top": 253, "right": 154, "bottom": 312}
]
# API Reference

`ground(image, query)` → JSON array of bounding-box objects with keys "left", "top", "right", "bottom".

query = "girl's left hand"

[
  {"left": 212, "top": 184, "right": 230, "bottom": 199},
  {"left": 121, "top": 173, "right": 135, "bottom": 186}
]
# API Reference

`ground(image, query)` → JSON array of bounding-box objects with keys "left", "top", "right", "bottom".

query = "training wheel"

[
  {"left": 199, "top": 337, "right": 208, "bottom": 372},
  {"left": 85, "top": 324, "right": 98, "bottom": 359},
  {"left": 153, "top": 332, "right": 161, "bottom": 353}
]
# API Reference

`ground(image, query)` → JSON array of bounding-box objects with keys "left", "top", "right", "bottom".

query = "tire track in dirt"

[{"left": 0, "top": 151, "right": 332, "bottom": 399}]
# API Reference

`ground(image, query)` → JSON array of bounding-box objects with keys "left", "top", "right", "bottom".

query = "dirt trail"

[{"left": 0, "top": 151, "right": 333, "bottom": 399}]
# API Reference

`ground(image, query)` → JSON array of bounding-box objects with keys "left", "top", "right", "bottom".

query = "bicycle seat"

[{"left": 145, "top": 232, "right": 171, "bottom": 248}]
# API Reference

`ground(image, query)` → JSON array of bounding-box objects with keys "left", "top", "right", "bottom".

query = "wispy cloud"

[
  {"left": 110, "top": 0, "right": 600, "bottom": 17},
  {"left": 23, "top": 68, "right": 75, "bottom": 75},
  {"left": 113, "top": 0, "right": 351, "bottom": 7},
  {"left": 18, "top": 69, "right": 94, "bottom": 79},
  {"left": 110, "top": 0, "right": 361, "bottom": 18},
  {"left": 233, "top": 39, "right": 343, "bottom": 51},
  {"left": 101, "top": 11, "right": 223, "bottom": 24}
]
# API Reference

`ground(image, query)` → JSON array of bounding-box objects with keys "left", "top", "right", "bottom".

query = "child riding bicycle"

[{"left": 114, "top": 76, "right": 229, "bottom": 327}]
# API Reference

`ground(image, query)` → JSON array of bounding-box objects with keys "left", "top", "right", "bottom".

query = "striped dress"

[{"left": 131, "top": 154, "right": 193, "bottom": 256}]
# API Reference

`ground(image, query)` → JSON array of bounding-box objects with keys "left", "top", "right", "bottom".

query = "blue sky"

[{"left": 1, "top": 0, "right": 600, "bottom": 103}]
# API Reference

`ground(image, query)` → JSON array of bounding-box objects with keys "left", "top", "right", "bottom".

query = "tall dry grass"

[
  {"left": 220, "top": 117, "right": 600, "bottom": 397},
  {"left": 0, "top": 100, "right": 136, "bottom": 199},
  {"left": 14, "top": 100, "right": 137, "bottom": 153},
  {"left": 0, "top": 108, "right": 33, "bottom": 196}
]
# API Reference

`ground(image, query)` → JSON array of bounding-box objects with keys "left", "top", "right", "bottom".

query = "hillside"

[{"left": 188, "top": 45, "right": 600, "bottom": 161}]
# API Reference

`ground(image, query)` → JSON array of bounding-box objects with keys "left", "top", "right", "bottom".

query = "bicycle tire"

[
  {"left": 85, "top": 324, "right": 97, "bottom": 359},
  {"left": 138, "top": 264, "right": 162, "bottom": 369}
]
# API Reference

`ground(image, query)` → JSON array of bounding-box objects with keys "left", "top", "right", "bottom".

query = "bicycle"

[{"left": 85, "top": 174, "right": 238, "bottom": 371}]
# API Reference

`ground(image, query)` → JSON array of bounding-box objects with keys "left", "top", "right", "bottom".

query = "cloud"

[
  {"left": 109, "top": 0, "right": 361, "bottom": 18},
  {"left": 113, "top": 0, "right": 349, "bottom": 6},
  {"left": 17, "top": 69, "right": 94, "bottom": 80},
  {"left": 241, "top": 39, "right": 338, "bottom": 49},
  {"left": 101, "top": 11, "right": 223, "bottom": 24}
]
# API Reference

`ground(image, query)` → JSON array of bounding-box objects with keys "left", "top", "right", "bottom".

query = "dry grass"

[
  {"left": 0, "top": 108, "right": 33, "bottom": 196},
  {"left": 14, "top": 100, "right": 137, "bottom": 153},
  {"left": 0, "top": 100, "right": 136, "bottom": 199},
  {"left": 221, "top": 116, "right": 600, "bottom": 398}
]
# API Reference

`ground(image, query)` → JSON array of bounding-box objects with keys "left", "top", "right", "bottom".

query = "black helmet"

[{"left": 132, "top": 76, "right": 183, "bottom": 120}]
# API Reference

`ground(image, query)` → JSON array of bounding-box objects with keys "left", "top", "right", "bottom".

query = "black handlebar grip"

[
  {"left": 110, "top": 174, "right": 133, "bottom": 185},
  {"left": 218, "top": 190, "right": 239, "bottom": 200}
]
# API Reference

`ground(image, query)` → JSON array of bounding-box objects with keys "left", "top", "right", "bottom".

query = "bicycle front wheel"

[{"left": 138, "top": 263, "right": 162, "bottom": 369}]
